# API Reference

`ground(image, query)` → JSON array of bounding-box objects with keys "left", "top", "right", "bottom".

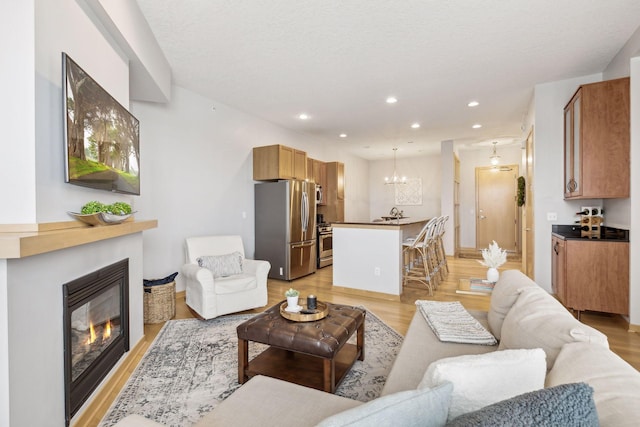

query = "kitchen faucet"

[{"left": 389, "top": 207, "right": 403, "bottom": 218}]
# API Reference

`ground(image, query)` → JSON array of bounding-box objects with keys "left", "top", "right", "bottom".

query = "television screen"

[{"left": 63, "top": 53, "right": 140, "bottom": 195}]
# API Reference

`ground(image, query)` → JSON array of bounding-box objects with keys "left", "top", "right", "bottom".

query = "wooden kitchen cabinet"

[
  {"left": 307, "top": 158, "right": 327, "bottom": 188},
  {"left": 551, "top": 236, "right": 566, "bottom": 304},
  {"left": 552, "top": 236, "right": 629, "bottom": 316},
  {"left": 253, "top": 144, "right": 307, "bottom": 180},
  {"left": 563, "top": 78, "right": 629, "bottom": 199},
  {"left": 319, "top": 161, "right": 345, "bottom": 222}
]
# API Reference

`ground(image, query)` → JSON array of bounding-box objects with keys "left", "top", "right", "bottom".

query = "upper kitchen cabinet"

[
  {"left": 253, "top": 144, "right": 307, "bottom": 181},
  {"left": 306, "top": 158, "right": 327, "bottom": 189},
  {"left": 563, "top": 78, "right": 630, "bottom": 199},
  {"left": 326, "top": 162, "right": 344, "bottom": 201},
  {"left": 319, "top": 162, "right": 345, "bottom": 222}
]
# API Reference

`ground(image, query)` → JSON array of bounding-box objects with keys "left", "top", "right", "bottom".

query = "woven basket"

[{"left": 143, "top": 281, "right": 176, "bottom": 324}]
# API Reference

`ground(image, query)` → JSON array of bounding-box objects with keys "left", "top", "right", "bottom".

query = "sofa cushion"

[
  {"left": 195, "top": 375, "right": 362, "bottom": 427},
  {"left": 546, "top": 341, "right": 640, "bottom": 427},
  {"left": 197, "top": 252, "right": 243, "bottom": 278},
  {"left": 418, "top": 348, "right": 546, "bottom": 421},
  {"left": 487, "top": 270, "right": 538, "bottom": 339},
  {"left": 316, "top": 382, "right": 453, "bottom": 427},
  {"left": 445, "top": 382, "right": 598, "bottom": 427},
  {"left": 381, "top": 310, "right": 497, "bottom": 396},
  {"left": 498, "top": 287, "right": 608, "bottom": 369}
]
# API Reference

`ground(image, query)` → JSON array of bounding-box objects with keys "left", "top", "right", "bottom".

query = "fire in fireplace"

[{"left": 63, "top": 259, "right": 129, "bottom": 425}]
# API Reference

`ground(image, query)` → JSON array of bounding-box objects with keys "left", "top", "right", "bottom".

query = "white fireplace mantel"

[{"left": 0, "top": 220, "right": 158, "bottom": 259}]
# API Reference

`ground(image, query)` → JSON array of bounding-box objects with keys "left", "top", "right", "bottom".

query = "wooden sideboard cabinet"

[
  {"left": 552, "top": 235, "right": 629, "bottom": 316},
  {"left": 253, "top": 144, "right": 308, "bottom": 181},
  {"left": 563, "top": 78, "right": 629, "bottom": 199},
  {"left": 551, "top": 235, "right": 566, "bottom": 304}
]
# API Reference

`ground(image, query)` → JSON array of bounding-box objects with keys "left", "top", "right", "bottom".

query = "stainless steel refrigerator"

[{"left": 255, "top": 180, "right": 317, "bottom": 280}]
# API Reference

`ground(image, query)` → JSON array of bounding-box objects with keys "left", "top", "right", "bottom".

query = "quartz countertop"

[
  {"left": 332, "top": 218, "right": 429, "bottom": 229},
  {"left": 551, "top": 224, "right": 629, "bottom": 242}
]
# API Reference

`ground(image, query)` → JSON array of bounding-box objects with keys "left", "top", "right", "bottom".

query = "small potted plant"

[
  {"left": 285, "top": 288, "right": 300, "bottom": 309},
  {"left": 478, "top": 240, "right": 507, "bottom": 283}
]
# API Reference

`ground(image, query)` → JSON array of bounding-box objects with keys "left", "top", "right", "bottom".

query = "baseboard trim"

[
  {"left": 331, "top": 284, "right": 401, "bottom": 302},
  {"left": 628, "top": 323, "right": 640, "bottom": 333}
]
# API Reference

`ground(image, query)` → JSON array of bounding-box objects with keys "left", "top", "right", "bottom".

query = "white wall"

[
  {"left": 367, "top": 154, "right": 442, "bottom": 222},
  {"left": 34, "top": 0, "right": 136, "bottom": 223},
  {"left": 458, "top": 144, "right": 523, "bottom": 249},
  {"left": 1, "top": 1, "right": 36, "bottom": 224},
  {"left": 0, "top": 1, "right": 148, "bottom": 425},
  {"left": 132, "top": 86, "right": 370, "bottom": 291}
]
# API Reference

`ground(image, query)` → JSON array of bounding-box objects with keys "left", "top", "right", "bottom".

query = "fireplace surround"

[{"left": 63, "top": 259, "right": 130, "bottom": 425}]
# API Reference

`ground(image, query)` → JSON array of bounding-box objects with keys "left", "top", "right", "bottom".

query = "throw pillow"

[
  {"left": 487, "top": 270, "right": 538, "bottom": 339},
  {"left": 445, "top": 383, "right": 598, "bottom": 427},
  {"left": 315, "top": 382, "right": 453, "bottom": 427},
  {"left": 498, "top": 287, "right": 608, "bottom": 369},
  {"left": 197, "top": 252, "right": 243, "bottom": 278},
  {"left": 418, "top": 348, "right": 546, "bottom": 421}
]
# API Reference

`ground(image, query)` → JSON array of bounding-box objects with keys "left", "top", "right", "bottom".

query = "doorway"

[
  {"left": 523, "top": 128, "right": 535, "bottom": 278},
  {"left": 476, "top": 165, "right": 519, "bottom": 252}
]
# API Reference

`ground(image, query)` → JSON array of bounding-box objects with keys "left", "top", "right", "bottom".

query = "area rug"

[{"left": 99, "top": 309, "right": 403, "bottom": 427}]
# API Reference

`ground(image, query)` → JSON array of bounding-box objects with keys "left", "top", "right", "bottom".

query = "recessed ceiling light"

[
  {"left": 411, "top": 123, "right": 420, "bottom": 129},
  {"left": 472, "top": 124, "right": 482, "bottom": 129},
  {"left": 339, "top": 133, "right": 347, "bottom": 138},
  {"left": 298, "top": 113, "right": 309, "bottom": 120},
  {"left": 386, "top": 96, "right": 398, "bottom": 104},
  {"left": 468, "top": 101, "right": 480, "bottom": 107}
]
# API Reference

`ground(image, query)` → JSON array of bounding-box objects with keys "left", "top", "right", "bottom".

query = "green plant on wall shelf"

[{"left": 517, "top": 176, "right": 526, "bottom": 207}]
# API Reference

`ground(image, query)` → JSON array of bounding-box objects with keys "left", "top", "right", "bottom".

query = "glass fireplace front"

[{"left": 63, "top": 259, "right": 129, "bottom": 425}]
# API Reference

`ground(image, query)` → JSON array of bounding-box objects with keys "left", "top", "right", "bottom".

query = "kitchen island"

[{"left": 332, "top": 218, "right": 429, "bottom": 297}]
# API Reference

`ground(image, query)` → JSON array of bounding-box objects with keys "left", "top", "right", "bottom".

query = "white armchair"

[{"left": 182, "top": 235, "right": 270, "bottom": 320}]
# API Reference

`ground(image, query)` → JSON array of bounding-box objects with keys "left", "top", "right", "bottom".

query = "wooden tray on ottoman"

[{"left": 279, "top": 301, "right": 329, "bottom": 322}]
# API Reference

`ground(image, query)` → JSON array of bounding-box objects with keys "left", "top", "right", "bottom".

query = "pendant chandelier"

[
  {"left": 489, "top": 141, "right": 501, "bottom": 165},
  {"left": 384, "top": 148, "right": 407, "bottom": 185}
]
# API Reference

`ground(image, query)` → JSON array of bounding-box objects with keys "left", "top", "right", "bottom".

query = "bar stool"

[
  {"left": 434, "top": 215, "right": 449, "bottom": 280},
  {"left": 402, "top": 217, "right": 438, "bottom": 295}
]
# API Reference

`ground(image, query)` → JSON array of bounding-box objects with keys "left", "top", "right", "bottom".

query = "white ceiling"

[{"left": 135, "top": 0, "right": 640, "bottom": 160}]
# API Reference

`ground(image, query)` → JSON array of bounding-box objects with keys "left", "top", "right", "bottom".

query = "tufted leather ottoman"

[{"left": 237, "top": 301, "right": 366, "bottom": 393}]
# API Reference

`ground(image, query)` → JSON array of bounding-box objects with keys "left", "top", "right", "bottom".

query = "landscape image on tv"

[{"left": 63, "top": 53, "right": 140, "bottom": 195}]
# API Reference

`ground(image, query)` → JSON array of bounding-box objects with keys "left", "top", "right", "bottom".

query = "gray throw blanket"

[{"left": 416, "top": 300, "right": 497, "bottom": 345}]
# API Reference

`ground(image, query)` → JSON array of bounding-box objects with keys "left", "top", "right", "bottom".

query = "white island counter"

[{"left": 332, "top": 218, "right": 429, "bottom": 297}]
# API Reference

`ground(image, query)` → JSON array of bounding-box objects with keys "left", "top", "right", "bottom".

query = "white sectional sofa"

[{"left": 115, "top": 270, "right": 640, "bottom": 426}]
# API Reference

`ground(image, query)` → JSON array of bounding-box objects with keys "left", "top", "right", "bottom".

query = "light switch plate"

[{"left": 547, "top": 212, "right": 558, "bottom": 221}]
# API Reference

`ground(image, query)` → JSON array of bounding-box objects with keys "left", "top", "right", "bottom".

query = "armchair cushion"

[{"left": 197, "top": 252, "right": 243, "bottom": 278}]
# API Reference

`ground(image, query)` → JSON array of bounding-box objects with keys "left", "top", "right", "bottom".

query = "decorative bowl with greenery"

[
  {"left": 69, "top": 201, "right": 134, "bottom": 226},
  {"left": 81, "top": 201, "right": 132, "bottom": 215}
]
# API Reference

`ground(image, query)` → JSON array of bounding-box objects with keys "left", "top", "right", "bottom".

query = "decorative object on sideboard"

[{"left": 478, "top": 240, "right": 507, "bottom": 283}]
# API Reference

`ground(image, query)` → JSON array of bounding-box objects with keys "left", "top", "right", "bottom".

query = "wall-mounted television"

[{"left": 63, "top": 53, "right": 140, "bottom": 195}]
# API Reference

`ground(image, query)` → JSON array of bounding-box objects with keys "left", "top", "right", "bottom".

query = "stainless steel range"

[{"left": 317, "top": 223, "right": 333, "bottom": 268}]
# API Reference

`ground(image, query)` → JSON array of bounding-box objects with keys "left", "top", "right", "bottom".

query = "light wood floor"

[{"left": 76, "top": 257, "right": 640, "bottom": 427}]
